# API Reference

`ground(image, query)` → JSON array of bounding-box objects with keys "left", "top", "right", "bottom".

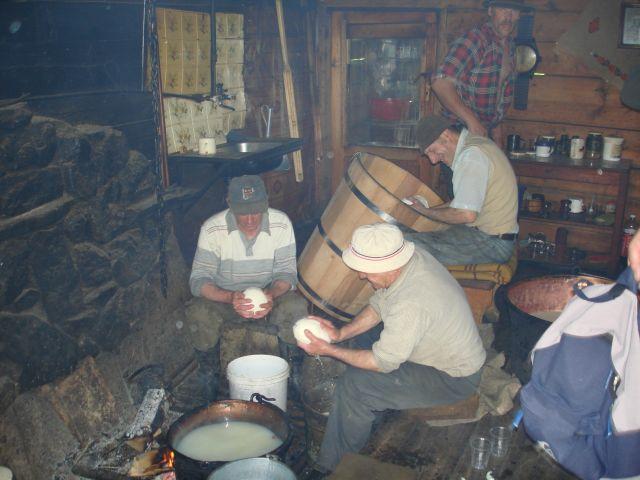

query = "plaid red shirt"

[{"left": 436, "top": 22, "right": 515, "bottom": 128}]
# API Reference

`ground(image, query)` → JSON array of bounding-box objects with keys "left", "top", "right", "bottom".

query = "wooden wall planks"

[
  {"left": 313, "top": 0, "right": 639, "bottom": 222},
  {"left": 495, "top": 0, "right": 640, "bottom": 219},
  {"left": 241, "top": 0, "right": 317, "bottom": 222}
]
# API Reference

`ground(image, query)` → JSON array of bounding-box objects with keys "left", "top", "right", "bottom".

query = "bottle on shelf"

[{"left": 620, "top": 213, "right": 638, "bottom": 258}]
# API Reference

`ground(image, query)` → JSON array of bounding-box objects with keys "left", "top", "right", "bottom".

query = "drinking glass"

[
  {"left": 469, "top": 435, "right": 491, "bottom": 470},
  {"left": 490, "top": 426, "right": 512, "bottom": 458}
]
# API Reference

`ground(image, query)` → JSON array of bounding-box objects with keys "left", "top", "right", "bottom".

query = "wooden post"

[{"left": 275, "top": 0, "right": 304, "bottom": 182}]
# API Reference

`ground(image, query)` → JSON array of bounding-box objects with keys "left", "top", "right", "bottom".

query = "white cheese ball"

[
  {"left": 0, "top": 466, "right": 13, "bottom": 480},
  {"left": 293, "top": 317, "right": 331, "bottom": 344},
  {"left": 242, "top": 287, "right": 268, "bottom": 314}
]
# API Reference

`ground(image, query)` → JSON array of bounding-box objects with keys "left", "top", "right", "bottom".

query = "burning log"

[
  {"left": 73, "top": 388, "right": 178, "bottom": 479},
  {"left": 126, "top": 388, "right": 166, "bottom": 441},
  {"left": 128, "top": 448, "right": 174, "bottom": 478}
]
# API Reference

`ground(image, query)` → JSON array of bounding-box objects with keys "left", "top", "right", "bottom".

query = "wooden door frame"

[{"left": 329, "top": 9, "right": 439, "bottom": 193}]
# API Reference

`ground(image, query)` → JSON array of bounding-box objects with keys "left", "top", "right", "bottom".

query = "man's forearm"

[
  {"left": 326, "top": 345, "right": 380, "bottom": 372},
  {"left": 199, "top": 282, "right": 234, "bottom": 304},
  {"left": 337, "top": 305, "right": 381, "bottom": 342},
  {"left": 412, "top": 203, "right": 476, "bottom": 225},
  {"left": 432, "top": 77, "right": 485, "bottom": 135},
  {"left": 265, "top": 279, "right": 291, "bottom": 300}
]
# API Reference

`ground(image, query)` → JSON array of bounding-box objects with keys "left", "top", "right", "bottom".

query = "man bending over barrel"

[
  {"left": 297, "top": 223, "right": 485, "bottom": 472},
  {"left": 185, "top": 175, "right": 308, "bottom": 401},
  {"left": 403, "top": 114, "right": 519, "bottom": 265}
]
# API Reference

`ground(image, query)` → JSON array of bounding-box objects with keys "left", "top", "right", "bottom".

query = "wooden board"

[
  {"left": 506, "top": 76, "right": 640, "bottom": 128},
  {"left": 518, "top": 217, "right": 614, "bottom": 253},
  {"left": 276, "top": 0, "right": 304, "bottom": 182},
  {"left": 536, "top": 42, "right": 594, "bottom": 77}
]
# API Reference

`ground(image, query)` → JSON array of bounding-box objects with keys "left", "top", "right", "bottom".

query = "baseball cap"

[{"left": 227, "top": 175, "right": 268, "bottom": 215}]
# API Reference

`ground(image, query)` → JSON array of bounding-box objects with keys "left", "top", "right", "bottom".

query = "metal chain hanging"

[{"left": 145, "top": 0, "right": 168, "bottom": 298}]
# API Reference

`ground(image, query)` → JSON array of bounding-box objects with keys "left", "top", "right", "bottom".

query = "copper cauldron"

[
  {"left": 167, "top": 394, "right": 292, "bottom": 480},
  {"left": 498, "top": 274, "right": 612, "bottom": 382}
]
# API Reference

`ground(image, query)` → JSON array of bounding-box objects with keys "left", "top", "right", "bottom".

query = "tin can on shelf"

[
  {"left": 506, "top": 134, "right": 521, "bottom": 153},
  {"left": 559, "top": 134, "right": 570, "bottom": 156},
  {"left": 570, "top": 136, "right": 585, "bottom": 159},
  {"left": 585, "top": 132, "right": 603, "bottom": 159}
]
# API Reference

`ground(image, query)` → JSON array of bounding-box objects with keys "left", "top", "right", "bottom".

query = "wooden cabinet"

[
  {"left": 329, "top": 10, "right": 440, "bottom": 192},
  {"left": 511, "top": 155, "right": 630, "bottom": 276}
]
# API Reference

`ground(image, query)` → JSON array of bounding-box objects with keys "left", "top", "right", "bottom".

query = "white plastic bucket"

[{"left": 227, "top": 355, "right": 290, "bottom": 411}]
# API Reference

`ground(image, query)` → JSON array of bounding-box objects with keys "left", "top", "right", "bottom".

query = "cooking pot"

[
  {"left": 497, "top": 274, "right": 612, "bottom": 382},
  {"left": 207, "top": 457, "right": 296, "bottom": 480},
  {"left": 167, "top": 394, "right": 292, "bottom": 480}
]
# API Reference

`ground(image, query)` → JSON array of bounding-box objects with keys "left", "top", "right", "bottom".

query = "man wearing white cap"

[{"left": 298, "top": 223, "right": 486, "bottom": 472}]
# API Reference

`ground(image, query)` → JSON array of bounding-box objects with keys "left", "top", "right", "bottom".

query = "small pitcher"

[{"left": 535, "top": 136, "right": 556, "bottom": 157}]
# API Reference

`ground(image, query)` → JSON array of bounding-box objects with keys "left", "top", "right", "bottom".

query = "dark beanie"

[{"left": 415, "top": 115, "right": 453, "bottom": 153}]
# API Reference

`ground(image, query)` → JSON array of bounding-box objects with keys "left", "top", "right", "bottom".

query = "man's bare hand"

[
  {"left": 298, "top": 330, "right": 333, "bottom": 356},
  {"left": 306, "top": 315, "right": 341, "bottom": 343},
  {"left": 253, "top": 290, "right": 274, "bottom": 319},
  {"left": 231, "top": 291, "right": 255, "bottom": 318}
]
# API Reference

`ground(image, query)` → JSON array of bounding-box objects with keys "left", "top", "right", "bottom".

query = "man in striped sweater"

[{"left": 185, "top": 175, "right": 308, "bottom": 400}]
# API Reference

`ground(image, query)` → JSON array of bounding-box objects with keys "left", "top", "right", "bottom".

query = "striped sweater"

[{"left": 189, "top": 208, "right": 297, "bottom": 295}]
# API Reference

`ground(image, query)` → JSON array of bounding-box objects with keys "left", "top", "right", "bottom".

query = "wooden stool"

[{"left": 446, "top": 250, "right": 518, "bottom": 324}]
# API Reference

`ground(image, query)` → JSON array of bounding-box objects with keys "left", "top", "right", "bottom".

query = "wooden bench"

[
  {"left": 446, "top": 250, "right": 518, "bottom": 324},
  {"left": 403, "top": 394, "right": 480, "bottom": 422}
]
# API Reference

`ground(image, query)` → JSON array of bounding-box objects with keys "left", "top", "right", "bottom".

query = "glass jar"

[{"left": 585, "top": 132, "right": 603, "bottom": 159}]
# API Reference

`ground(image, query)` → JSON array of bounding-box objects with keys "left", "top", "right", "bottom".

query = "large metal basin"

[
  {"left": 168, "top": 137, "right": 302, "bottom": 179},
  {"left": 222, "top": 141, "right": 281, "bottom": 154},
  {"left": 167, "top": 398, "right": 291, "bottom": 480},
  {"left": 498, "top": 274, "right": 612, "bottom": 382}
]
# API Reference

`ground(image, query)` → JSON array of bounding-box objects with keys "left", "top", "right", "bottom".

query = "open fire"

[{"left": 128, "top": 447, "right": 175, "bottom": 478}]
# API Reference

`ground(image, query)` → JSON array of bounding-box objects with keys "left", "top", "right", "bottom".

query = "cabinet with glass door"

[{"left": 330, "top": 11, "right": 439, "bottom": 192}]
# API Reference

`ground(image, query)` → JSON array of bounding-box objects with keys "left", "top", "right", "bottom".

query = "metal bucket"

[
  {"left": 498, "top": 274, "right": 612, "bottom": 383},
  {"left": 207, "top": 457, "right": 296, "bottom": 480}
]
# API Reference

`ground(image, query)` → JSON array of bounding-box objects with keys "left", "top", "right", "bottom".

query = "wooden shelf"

[
  {"left": 517, "top": 256, "right": 610, "bottom": 276},
  {"left": 518, "top": 211, "right": 614, "bottom": 232},
  {"left": 511, "top": 154, "right": 630, "bottom": 276}
]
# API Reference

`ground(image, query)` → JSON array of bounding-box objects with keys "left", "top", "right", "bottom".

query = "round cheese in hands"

[
  {"left": 293, "top": 317, "right": 332, "bottom": 345},
  {"left": 242, "top": 287, "right": 268, "bottom": 314}
]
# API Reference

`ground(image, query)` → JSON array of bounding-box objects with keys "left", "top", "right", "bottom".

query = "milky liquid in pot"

[{"left": 174, "top": 421, "right": 283, "bottom": 462}]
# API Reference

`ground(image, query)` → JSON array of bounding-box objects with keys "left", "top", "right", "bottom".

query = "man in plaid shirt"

[{"left": 432, "top": 0, "right": 533, "bottom": 137}]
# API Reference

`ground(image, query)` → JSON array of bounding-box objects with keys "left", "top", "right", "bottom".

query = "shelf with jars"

[{"left": 510, "top": 153, "right": 630, "bottom": 276}]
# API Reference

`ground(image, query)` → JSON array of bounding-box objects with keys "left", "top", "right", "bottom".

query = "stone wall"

[{"left": 0, "top": 102, "right": 191, "bottom": 405}]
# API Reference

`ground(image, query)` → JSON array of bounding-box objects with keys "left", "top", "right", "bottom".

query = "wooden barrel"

[{"left": 297, "top": 152, "right": 445, "bottom": 321}]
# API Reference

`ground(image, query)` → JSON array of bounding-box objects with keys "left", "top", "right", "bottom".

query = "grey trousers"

[
  {"left": 404, "top": 224, "right": 515, "bottom": 266},
  {"left": 316, "top": 326, "right": 482, "bottom": 472},
  {"left": 185, "top": 290, "right": 309, "bottom": 351}
]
